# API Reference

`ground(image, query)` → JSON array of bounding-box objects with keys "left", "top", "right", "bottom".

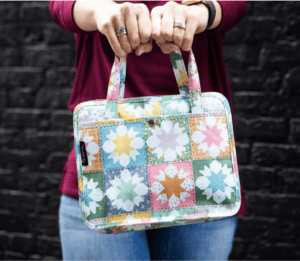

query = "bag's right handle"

[{"left": 170, "top": 49, "right": 202, "bottom": 96}]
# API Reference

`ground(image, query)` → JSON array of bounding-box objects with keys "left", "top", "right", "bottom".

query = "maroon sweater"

[{"left": 49, "top": 0, "right": 247, "bottom": 216}]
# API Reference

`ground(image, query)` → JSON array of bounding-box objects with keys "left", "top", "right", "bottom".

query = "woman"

[{"left": 49, "top": 0, "right": 247, "bottom": 260}]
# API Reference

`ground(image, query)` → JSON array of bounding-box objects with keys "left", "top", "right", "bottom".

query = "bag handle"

[{"left": 105, "top": 50, "right": 202, "bottom": 119}]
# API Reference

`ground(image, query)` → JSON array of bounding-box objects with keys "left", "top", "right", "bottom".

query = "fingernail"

[{"left": 138, "top": 50, "right": 144, "bottom": 56}]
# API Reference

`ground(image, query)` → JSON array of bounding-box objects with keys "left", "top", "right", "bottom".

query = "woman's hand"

[
  {"left": 150, "top": 1, "right": 209, "bottom": 54},
  {"left": 93, "top": 1, "right": 152, "bottom": 58}
]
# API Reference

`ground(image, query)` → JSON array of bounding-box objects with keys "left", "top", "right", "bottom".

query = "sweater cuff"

[
  {"left": 208, "top": 0, "right": 247, "bottom": 33},
  {"left": 179, "top": 0, "right": 227, "bottom": 34},
  {"left": 69, "top": 0, "right": 96, "bottom": 34},
  {"left": 213, "top": 1, "right": 235, "bottom": 32},
  {"left": 53, "top": 0, "right": 96, "bottom": 35}
]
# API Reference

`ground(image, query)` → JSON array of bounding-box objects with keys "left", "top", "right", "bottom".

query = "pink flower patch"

[{"left": 148, "top": 161, "right": 195, "bottom": 211}]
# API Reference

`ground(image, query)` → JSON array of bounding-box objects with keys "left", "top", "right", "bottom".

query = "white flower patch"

[
  {"left": 195, "top": 160, "right": 235, "bottom": 204},
  {"left": 79, "top": 106, "right": 105, "bottom": 123},
  {"left": 106, "top": 169, "right": 149, "bottom": 212},
  {"left": 191, "top": 116, "right": 229, "bottom": 158},
  {"left": 123, "top": 215, "right": 153, "bottom": 231},
  {"left": 120, "top": 102, "right": 156, "bottom": 117},
  {"left": 104, "top": 106, "right": 115, "bottom": 119},
  {"left": 102, "top": 125, "right": 144, "bottom": 167},
  {"left": 150, "top": 164, "right": 195, "bottom": 209},
  {"left": 83, "top": 177, "right": 104, "bottom": 217},
  {"left": 192, "top": 95, "right": 205, "bottom": 113},
  {"left": 204, "top": 97, "right": 225, "bottom": 114},
  {"left": 167, "top": 100, "right": 190, "bottom": 113},
  {"left": 146, "top": 120, "right": 189, "bottom": 162}
]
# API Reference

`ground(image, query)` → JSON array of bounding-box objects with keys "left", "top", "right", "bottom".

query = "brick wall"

[
  {"left": 225, "top": 2, "right": 300, "bottom": 260},
  {"left": 0, "top": 1, "right": 299, "bottom": 260}
]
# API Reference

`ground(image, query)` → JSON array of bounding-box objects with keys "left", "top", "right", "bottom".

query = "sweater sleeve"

[
  {"left": 48, "top": 0, "right": 96, "bottom": 34},
  {"left": 215, "top": 1, "right": 247, "bottom": 32}
]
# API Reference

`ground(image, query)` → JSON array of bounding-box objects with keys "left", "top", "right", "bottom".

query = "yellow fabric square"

[
  {"left": 107, "top": 212, "right": 151, "bottom": 223},
  {"left": 118, "top": 102, "right": 162, "bottom": 119}
]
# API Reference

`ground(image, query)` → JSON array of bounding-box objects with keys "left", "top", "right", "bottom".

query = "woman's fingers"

[
  {"left": 135, "top": 39, "right": 153, "bottom": 56},
  {"left": 120, "top": 3, "right": 152, "bottom": 54},
  {"left": 151, "top": 9, "right": 180, "bottom": 54},
  {"left": 95, "top": 2, "right": 152, "bottom": 58},
  {"left": 114, "top": 14, "right": 132, "bottom": 54},
  {"left": 152, "top": 2, "right": 185, "bottom": 52},
  {"left": 134, "top": 4, "right": 153, "bottom": 55},
  {"left": 156, "top": 41, "right": 179, "bottom": 54},
  {"left": 161, "top": 12, "right": 174, "bottom": 42},
  {"left": 100, "top": 18, "right": 127, "bottom": 58},
  {"left": 173, "top": 17, "right": 186, "bottom": 47},
  {"left": 151, "top": 7, "right": 165, "bottom": 45},
  {"left": 123, "top": 3, "right": 140, "bottom": 50},
  {"left": 181, "top": 17, "right": 197, "bottom": 51},
  {"left": 95, "top": 1, "right": 208, "bottom": 57},
  {"left": 137, "top": 4, "right": 152, "bottom": 44},
  {"left": 151, "top": 2, "right": 206, "bottom": 53}
]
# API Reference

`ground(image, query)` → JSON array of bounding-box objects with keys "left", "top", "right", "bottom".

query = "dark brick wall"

[
  {"left": 225, "top": 2, "right": 300, "bottom": 260},
  {"left": 0, "top": 1, "right": 299, "bottom": 260}
]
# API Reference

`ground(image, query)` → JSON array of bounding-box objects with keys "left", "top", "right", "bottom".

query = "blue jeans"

[{"left": 59, "top": 195, "right": 237, "bottom": 260}]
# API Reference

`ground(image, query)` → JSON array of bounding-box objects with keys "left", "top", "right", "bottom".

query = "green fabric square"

[
  {"left": 151, "top": 207, "right": 196, "bottom": 220},
  {"left": 105, "top": 101, "right": 118, "bottom": 119},
  {"left": 161, "top": 98, "right": 191, "bottom": 116},
  {"left": 176, "top": 207, "right": 196, "bottom": 216},
  {"left": 83, "top": 171, "right": 107, "bottom": 220},
  {"left": 190, "top": 90, "right": 206, "bottom": 114},
  {"left": 143, "top": 115, "right": 192, "bottom": 165},
  {"left": 151, "top": 209, "right": 172, "bottom": 219},
  {"left": 193, "top": 158, "right": 236, "bottom": 206}
]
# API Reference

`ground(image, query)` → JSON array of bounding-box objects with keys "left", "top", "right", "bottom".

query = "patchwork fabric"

[
  {"left": 161, "top": 98, "right": 191, "bottom": 115},
  {"left": 170, "top": 51, "right": 189, "bottom": 95},
  {"left": 193, "top": 159, "right": 236, "bottom": 205},
  {"left": 107, "top": 211, "right": 151, "bottom": 224},
  {"left": 79, "top": 172, "right": 106, "bottom": 220},
  {"left": 100, "top": 122, "right": 147, "bottom": 170},
  {"left": 203, "top": 96, "right": 226, "bottom": 114},
  {"left": 104, "top": 167, "right": 151, "bottom": 216},
  {"left": 118, "top": 100, "right": 162, "bottom": 118},
  {"left": 73, "top": 49, "right": 241, "bottom": 234},
  {"left": 151, "top": 207, "right": 196, "bottom": 222},
  {"left": 190, "top": 90, "right": 205, "bottom": 114},
  {"left": 104, "top": 101, "right": 118, "bottom": 120},
  {"left": 106, "top": 212, "right": 152, "bottom": 234},
  {"left": 144, "top": 116, "right": 192, "bottom": 164},
  {"left": 189, "top": 116, "right": 231, "bottom": 159},
  {"left": 78, "top": 105, "right": 105, "bottom": 124},
  {"left": 78, "top": 127, "right": 102, "bottom": 173},
  {"left": 148, "top": 162, "right": 195, "bottom": 210}
]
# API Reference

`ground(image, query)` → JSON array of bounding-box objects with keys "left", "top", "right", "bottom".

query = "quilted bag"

[{"left": 73, "top": 50, "right": 241, "bottom": 234}]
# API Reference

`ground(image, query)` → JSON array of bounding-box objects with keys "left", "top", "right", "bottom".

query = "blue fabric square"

[
  {"left": 103, "top": 166, "right": 151, "bottom": 216},
  {"left": 100, "top": 122, "right": 147, "bottom": 171}
]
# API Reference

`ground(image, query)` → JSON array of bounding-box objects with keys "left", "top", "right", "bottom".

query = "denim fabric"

[{"left": 59, "top": 194, "right": 237, "bottom": 260}]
